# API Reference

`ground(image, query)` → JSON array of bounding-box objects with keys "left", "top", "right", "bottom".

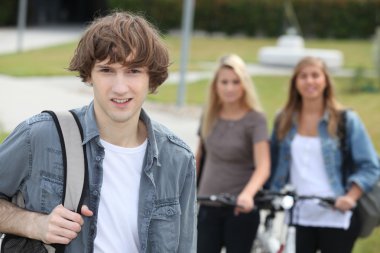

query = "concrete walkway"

[{"left": 0, "top": 73, "right": 201, "bottom": 151}]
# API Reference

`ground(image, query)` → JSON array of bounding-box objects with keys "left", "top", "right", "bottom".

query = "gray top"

[{"left": 198, "top": 110, "right": 268, "bottom": 197}]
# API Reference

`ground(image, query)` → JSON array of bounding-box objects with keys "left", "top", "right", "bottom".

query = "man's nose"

[{"left": 112, "top": 74, "right": 129, "bottom": 94}]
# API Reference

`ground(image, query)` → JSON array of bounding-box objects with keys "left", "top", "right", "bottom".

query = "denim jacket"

[
  {"left": 269, "top": 110, "right": 380, "bottom": 195},
  {"left": 0, "top": 102, "right": 197, "bottom": 253}
]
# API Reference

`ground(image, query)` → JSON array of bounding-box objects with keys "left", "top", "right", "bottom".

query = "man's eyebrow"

[{"left": 94, "top": 64, "right": 111, "bottom": 68}]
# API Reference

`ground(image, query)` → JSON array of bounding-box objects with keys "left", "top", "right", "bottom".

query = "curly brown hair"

[{"left": 68, "top": 11, "right": 169, "bottom": 93}]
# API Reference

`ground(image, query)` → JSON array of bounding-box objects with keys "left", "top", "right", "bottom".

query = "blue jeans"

[{"left": 197, "top": 205, "right": 260, "bottom": 253}]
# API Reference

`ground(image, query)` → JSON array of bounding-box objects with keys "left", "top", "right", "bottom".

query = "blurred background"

[
  {"left": 0, "top": 1, "right": 380, "bottom": 251},
  {"left": 0, "top": 0, "right": 379, "bottom": 38}
]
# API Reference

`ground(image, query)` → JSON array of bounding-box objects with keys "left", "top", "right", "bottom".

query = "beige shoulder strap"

[{"left": 52, "top": 111, "right": 85, "bottom": 212}]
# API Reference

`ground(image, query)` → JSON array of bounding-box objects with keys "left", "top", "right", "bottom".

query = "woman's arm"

[
  {"left": 195, "top": 138, "right": 203, "bottom": 176},
  {"left": 235, "top": 141, "right": 270, "bottom": 214}
]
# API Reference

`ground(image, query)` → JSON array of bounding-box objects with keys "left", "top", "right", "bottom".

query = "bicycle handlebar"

[
  {"left": 197, "top": 193, "right": 237, "bottom": 207},
  {"left": 197, "top": 190, "right": 336, "bottom": 210}
]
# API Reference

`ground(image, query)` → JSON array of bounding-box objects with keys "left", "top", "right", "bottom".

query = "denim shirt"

[
  {"left": 0, "top": 102, "right": 197, "bottom": 253},
  {"left": 269, "top": 110, "right": 380, "bottom": 195}
]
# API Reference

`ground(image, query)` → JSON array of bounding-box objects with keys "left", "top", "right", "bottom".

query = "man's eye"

[
  {"left": 100, "top": 68, "right": 111, "bottom": 73},
  {"left": 129, "top": 69, "right": 141, "bottom": 74}
]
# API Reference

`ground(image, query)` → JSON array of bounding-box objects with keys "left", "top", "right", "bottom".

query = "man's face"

[{"left": 88, "top": 59, "right": 150, "bottom": 127}]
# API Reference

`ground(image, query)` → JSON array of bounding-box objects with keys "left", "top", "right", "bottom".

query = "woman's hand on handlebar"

[
  {"left": 335, "top": 195, "right": 357, "bottom": 212},
  {"left": 234, "top": 191, "right": 254, "bottom": 215}
]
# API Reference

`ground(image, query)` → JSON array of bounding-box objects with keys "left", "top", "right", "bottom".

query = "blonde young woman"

[
  {"left": 269, "top": 56, "right": 380, "bottom": 253},
  {"left": 196, "top": 54, "right": 270, "bottom": 253}
]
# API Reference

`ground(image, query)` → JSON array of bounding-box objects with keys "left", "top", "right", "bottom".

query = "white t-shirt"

[
  {"left": 290, "top": 134, "right": 352, "bottom": 229},
  {"left": 93, "top": 139, "right": 147, "bottom": 253}
]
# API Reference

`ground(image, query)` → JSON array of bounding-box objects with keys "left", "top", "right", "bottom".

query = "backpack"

[
  {"left": 339, "top": 110, "right": 380, "bottom": 238},
  {"left": 0, "top": 110, "right": 87, "bottom": 253}
]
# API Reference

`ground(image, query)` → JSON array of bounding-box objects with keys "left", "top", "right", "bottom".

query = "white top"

[
  {"left": 289, "top": 134, "right": 352, "bottom": 229},
  {"left": 94, "top": 139, "right": 147, "bottom": 253}
]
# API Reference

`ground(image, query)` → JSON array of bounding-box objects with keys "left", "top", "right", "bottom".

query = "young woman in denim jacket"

[
  {"left": 269, "top": 56, "right": 380, "bottom": 253},
  {"left": 196, "top": 54, "right": 270, "bottom": 253}
]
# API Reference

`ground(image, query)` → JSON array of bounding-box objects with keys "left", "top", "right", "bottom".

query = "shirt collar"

[{"left": 81, "top": 101, "right": 159, "bottom": 166}]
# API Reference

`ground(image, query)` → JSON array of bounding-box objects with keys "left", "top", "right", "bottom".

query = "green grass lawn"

[
  {"left": 0, "top": 43, "right": 77, "bottom": 76},
  {"left": 0, "top": 36, "right": 375, "bottom": 76}
]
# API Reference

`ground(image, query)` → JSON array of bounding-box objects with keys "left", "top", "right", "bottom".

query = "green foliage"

[
  {"left": 0, "top": 0, "right": 17, "bottom": 25},
  {"left": 107, "top": 0, "right": 182, "bottom": 32},
  {"left": 107, "top": 0, "right": 380, "bottom": 38},
  {"left": 347, "top": 67, "right": 380, "bottom": 93},
  {"left": 1, "top": 0, "right": 379, "bottom": 38},
  {"left": 0, "top": 132, "right": 8, "bottom": 143}
]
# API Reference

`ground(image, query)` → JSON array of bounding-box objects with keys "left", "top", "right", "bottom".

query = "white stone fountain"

[{"left": 258, "top": 29, "right": 343, "bottom": 69}]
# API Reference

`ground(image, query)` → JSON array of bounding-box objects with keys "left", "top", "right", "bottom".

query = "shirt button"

[
  {"left": 167, "top": 209, "right": 174, "bottom": 215},
  {"left": 93, "top": 190, "right": 99, "bottom": 196},
  {"left": 95, "top": 156, "right": 101, "bottom": 161}
]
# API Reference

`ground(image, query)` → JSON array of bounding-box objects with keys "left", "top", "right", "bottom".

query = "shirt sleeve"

[
  {"left": 178, "top": 155, "right": 197, "bottom": 253},
  {"left": 249, "top": 111, "right": 269, "bottom": 144},
  {"left": 0, "top": 121, "right": 31, "bottom": 199}
]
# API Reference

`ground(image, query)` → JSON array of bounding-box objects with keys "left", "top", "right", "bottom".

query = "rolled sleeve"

[{"left": 346, "top": 111, "right": 380, "bottom": 192}]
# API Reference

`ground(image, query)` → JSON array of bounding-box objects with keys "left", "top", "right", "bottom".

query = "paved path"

[
  {"left": 0, "top": 74, "right": 201, "bottom": 151},
  {"left": 0, "top": 26, "right": 83, "bottom": 54}
]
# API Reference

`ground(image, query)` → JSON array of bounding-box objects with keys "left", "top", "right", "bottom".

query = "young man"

[{"left": 0, "top": 11, "right": 196, "bottom": 252}]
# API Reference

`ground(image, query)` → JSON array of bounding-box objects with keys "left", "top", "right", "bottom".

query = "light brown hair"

[
  {"left": 276, "top": 56, "right": 343, "bottom": 140},
  {"left": 69, "top": 11, "right": 169, "bottom": 93}
]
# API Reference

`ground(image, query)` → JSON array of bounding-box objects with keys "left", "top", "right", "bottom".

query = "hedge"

[
  {"left": 1, "top": 0, "right": 379, "bottom": 38},
  {"left": 106, "top": 0, "right": 380, "bottom": 38}
]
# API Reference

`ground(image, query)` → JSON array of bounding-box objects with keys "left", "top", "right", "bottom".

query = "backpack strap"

[
  {"left": 43, "top": 110, "right": 87, "bottom": 253},
  {"left": 338, "top": 109, "right": 354, "bottom": 187},
  {"left": 43, "top": 110, "right": 87, "bottom": 212}
]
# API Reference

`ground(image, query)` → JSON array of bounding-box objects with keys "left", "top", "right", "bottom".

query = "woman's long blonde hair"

[
  {"left": 276, "top": 56, "right": 343, "bottom": 140},
  {"left": 200, "top": 54, "right": 262, "bottom": 139}
]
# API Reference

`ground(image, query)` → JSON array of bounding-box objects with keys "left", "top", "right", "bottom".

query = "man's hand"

[{"left": 34, "top": 204, "right": 93, "bottom": 245}]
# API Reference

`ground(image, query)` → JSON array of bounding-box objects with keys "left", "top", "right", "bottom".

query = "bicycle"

[{"left": 197, "top": 188, "right": 336, "bottom": 253}]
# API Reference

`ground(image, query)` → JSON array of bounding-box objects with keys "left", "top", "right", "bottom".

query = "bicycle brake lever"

[{"left": 318, "top": 198, "right": 336, "bottom": 209}]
